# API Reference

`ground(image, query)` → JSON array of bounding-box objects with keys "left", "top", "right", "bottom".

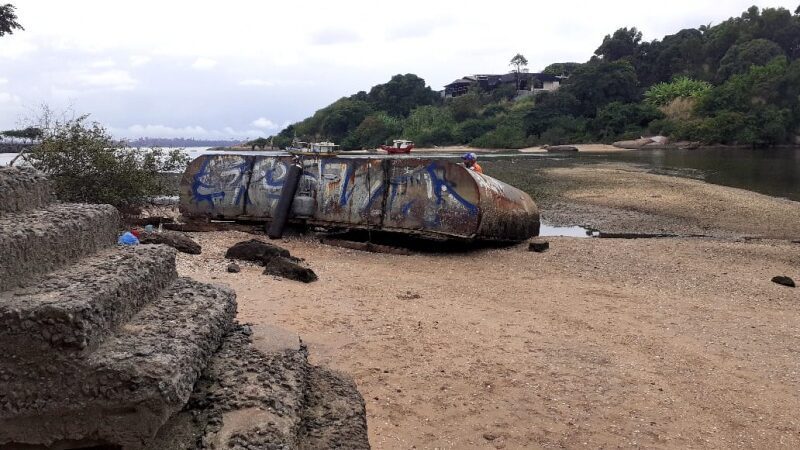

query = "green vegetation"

[
  {"left": 0, "top": 3, "right": 23, "bottom": 37},
  {"left": 270, "top": 5, "right": 800, "bottom": 148},
  {"left": 27, "top": 115, "right": 188, "bottom": 208}
]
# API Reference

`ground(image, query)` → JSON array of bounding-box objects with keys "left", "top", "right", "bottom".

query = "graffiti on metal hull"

[
  {"left": 180, "top": 154, "right": 539, "bottom": 241},
  {"left": 190, "top": 157, "right": 251, "bottom": 209}
]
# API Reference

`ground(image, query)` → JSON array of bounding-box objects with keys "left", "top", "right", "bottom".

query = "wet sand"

[{"left": 175, "top": 166, "right": 800, "bottom": 449}]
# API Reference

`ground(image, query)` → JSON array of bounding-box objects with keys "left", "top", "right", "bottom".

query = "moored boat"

[{"left": 380, "top": 139, "right": 414, "bottom": 154}]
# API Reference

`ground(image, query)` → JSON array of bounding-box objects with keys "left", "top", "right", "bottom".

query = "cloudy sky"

[{"left": 1, "top": 0, "right": 797, "bottom": 140}]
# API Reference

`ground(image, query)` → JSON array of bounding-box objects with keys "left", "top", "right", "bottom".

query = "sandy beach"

[{"left": 174, "top": 165, "right": 799, "bottom": 449}]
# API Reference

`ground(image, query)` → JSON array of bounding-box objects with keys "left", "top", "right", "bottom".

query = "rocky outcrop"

[{"left": 0, "top": 167, "right": 368, "bottom": 449}]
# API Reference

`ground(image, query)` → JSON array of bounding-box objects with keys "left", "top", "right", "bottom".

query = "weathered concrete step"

[
  {"left": 297, "top": 367, "right": 370, "bottom": 450},
  {"left": 0, "top": 278, "right": 236, "bottom": 449},
  {"left": 0, "top": 167, "right": 52, "bottom": 216},
  {"left": 149, "top": 324, "right": 312, "bottom": 449},
  {"left": 0, "top": 245, "right": 177, "bottom": 358},
  {"left": 0, "top": 203, "right": 120, "bottom": 290}
]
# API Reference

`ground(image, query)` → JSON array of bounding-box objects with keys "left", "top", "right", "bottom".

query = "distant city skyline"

[{"left": 1, "top": 0, "right": 798, "bottom": 139}]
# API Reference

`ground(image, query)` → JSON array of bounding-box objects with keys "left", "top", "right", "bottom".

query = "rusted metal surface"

[{"left": 179, "top": 153, "right": 539, "bottom": 241}]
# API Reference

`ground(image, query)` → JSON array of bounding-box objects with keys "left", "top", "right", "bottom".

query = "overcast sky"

[{"left": 1, "top": 1, "right": 797, "bottom": 140}]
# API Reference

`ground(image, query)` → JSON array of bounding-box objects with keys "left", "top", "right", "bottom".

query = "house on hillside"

[{"left": 443, "top": 72, "right": 564, "bottom": 98}]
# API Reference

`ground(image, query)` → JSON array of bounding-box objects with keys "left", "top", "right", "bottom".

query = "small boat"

[
  {"left": 380, "top": 139, "right": 415, "bottom": 154},
  {"left": 286, "top": 140, "right": 340, "bottom": 155}
]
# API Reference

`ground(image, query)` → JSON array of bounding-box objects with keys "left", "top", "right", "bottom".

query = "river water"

[{"left": 2, "top": 146, "right": 798, "bottom": 202}]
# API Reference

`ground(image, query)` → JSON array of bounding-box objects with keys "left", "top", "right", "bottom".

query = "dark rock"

[
  {"left": 227, "top": 263, "right": 241, "bottom": 273},
  {"left": 528, "top": 241, "right": 550, "bottom": 253},
  {"left": 772, "top": 276, "right": 796, "bottom": 288},
  {"left": 264, "top": 257, "right": 318, "bottom": 283},
  {"left": 139, "top": 230, "right": 201, "bottom": 254},
  {"left": 225, "top": 239, "right": 291, "bottom": 263}
]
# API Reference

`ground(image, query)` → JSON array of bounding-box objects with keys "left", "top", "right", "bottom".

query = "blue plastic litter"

[{"left": 118, "top": 232, "right": 140, "bottom": 246}]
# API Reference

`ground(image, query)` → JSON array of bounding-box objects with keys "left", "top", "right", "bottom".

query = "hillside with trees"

[{"left": 270, "top": 5, "right": 800, "bottom": 149}]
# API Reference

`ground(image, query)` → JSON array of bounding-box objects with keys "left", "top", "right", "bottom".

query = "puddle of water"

[{"left": 539, "top": 224, "right": 599, "bottom": 238}]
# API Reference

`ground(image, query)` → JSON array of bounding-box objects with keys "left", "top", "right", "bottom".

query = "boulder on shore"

[
  {"left": 544, "top": 145, "right": 579, "bottom": 153},
  {"left": 613, "top": 136, "right": 670, "bottom": 149}
]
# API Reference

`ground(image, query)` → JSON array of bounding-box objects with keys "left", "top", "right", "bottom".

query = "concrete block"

[
  {"left": 0, "top": 245, "right": 177, "bottom": 357},
  {"left": 0, "top": 278, "right": 237, "bottom": 449},
  {"left": 0, "top": 167, "right": 52, "bottom": 216},
  {"left": 0, "top": 203, "right": 120, "bottom": 289}
]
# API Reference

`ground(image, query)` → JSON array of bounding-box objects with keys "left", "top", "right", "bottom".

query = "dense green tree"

[
  {"left": 246, "top": 137, "right": 270, "bottom": 150},
  {"left": 637, "top": 29, "right": 708, "bottom": 84},
  {"left": 343, "top": 112, "right": 402, "bottom": 149},
  {"left": 320, "top": 99, "right": 373, "bottom": 142},
  {"left": 717, "top": 39, "right": 785, "bottom": 81},
  {"left": 447, "top": 93, "right": 482, "bottom": 121},
  {"left": 523, "top": 91, "right": 580, "bottom": 138},
  {"left": 595, "top": 27, "right": 643, "bottom": 61},
  {"left": 542, "top": 62, "right": 582, "bottom": 76},
  {"left": 366, "top": 74, "right": 440, "bottom": 117},
  {"left": 592, "top": 102, "right": 663, "bottom": 141},
  {"left": 562, "top": 60, "right": 640, "bottom": 116},
  {"left": 0, "top": 3, "right": 22, "bottom": 37},
  {"left": 402, "top": 106, "right": 455, "bottom": 146}
]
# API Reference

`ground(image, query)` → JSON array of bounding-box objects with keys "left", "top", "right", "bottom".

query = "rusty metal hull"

[{"left": 179, "top": 153, "right": 539, "bottom": 241}]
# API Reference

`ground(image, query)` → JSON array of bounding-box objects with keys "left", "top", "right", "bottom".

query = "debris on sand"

[
  {"left": 772, "top": 276, "right": 796, "bottom": 288},
  {"left": 139, "top": 229, "right": 202, "bottom": 254},
  {"left": 227, "top": 262, "right": 241, "bottom": 273},
  {"left": 263, "top": 257, "right": 318, "bottom": 283},
  {"left": 397, "top": 290, "right": 422, "bottom": 300},
  {"left": 226, "top": 238, "right": 291, "bottom": 262},
  {"left": 529, "top": 240, "right": 550, "bottom": 253},
  {"left": 226, "top": 239, "right": 318, "bottom": 283}
]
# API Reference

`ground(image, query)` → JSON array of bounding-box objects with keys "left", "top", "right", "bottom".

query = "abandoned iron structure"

[
  {"left": 0, "top": 167, "right": 369, "bottom": 449},
  {"left": 179, "top": 153, "right": 540, "bottom": 242}
]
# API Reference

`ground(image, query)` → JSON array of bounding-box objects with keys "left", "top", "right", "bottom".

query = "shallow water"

[
  {"left": 539, "top": 224, "right": 597, "bottom": 237},
  {"left": 485, "top": 147, "right": 799, "bottom": 202}
]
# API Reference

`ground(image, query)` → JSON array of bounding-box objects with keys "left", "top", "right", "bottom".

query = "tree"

[
  {"left": 343, "top": 112, "right": 402, "bottom": 149},
  {"left": 0, "top": 3, "right": 22, "bottom": 37},
  {"left": 594, "top": 27, "right": 643, "bottom": 61},
  {"left": 562, "top": 60, "right": 640, "bottom": 117},
  {"left": 717, "top": 39, "right": 785, "bottom": 81},
  {"left": 27, "top": 115, "right": 188, "bottom": 207},
  {"left": 542, "top": 62, "right": 582, "bottom": 77},
  {"left": 509, "top": 53, "right": 529, "bottom": 90},
  {"left": 366, "top": 74, "right": 440, "bottom": 117},
  {"left": 246, "top": 137, "right": 270, "bottom": 150}
]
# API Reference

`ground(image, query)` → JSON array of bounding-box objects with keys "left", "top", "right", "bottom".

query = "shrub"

[
  {"left": 644, "top": 76, "right": 712, "bottom": 107},
  {"left": 28, "top": 115, "right": 189, "bottom": 208}
]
